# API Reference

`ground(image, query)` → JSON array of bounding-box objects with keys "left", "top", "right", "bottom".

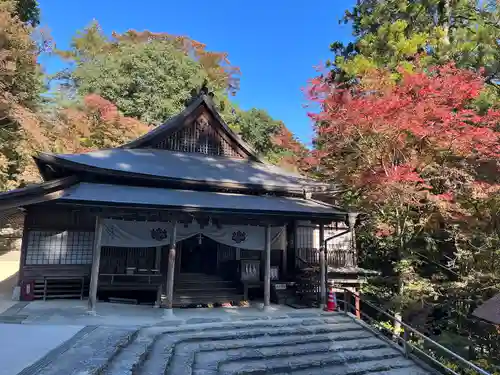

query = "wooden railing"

[
  {"left": 338, "top": 287, "right": 492, "bottom": 375},
  {"left": 297, "top": 247, "right": 357, "bottom": 269}
]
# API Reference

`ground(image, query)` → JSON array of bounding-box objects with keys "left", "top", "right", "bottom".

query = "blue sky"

[{"left": 38, "top": 0, "right": 356, "bottom": 145}]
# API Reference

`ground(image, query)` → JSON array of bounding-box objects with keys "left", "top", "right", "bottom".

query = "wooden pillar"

[
  {"left": 282, "top": 225, "right": 287, "bottom": 278},
  {"left": 347, "top": 213, "right": 360, "bottom": 318},
  {"left": 263, "top": 224, "right": 272, "bottom": 309},
  {"left": 88, "top": 216, "right": 103, "bottom": 313},
  {"left": 292, "top": 221, "right": 298, "bottom": 270},
  {"left": 17, "top": 212, "right": 30, "bottom": 288},
  {"left": 355, "top": 291, "right": 361, "bottom": 319},
  {"left": 154, "top": 246, "right": 162, "bottom": 308},
  {"left": 319, "top": 223, "right": 326, "bottom": 307},
  {"left": 165, "top": 222, "right": 177, "bottom": 311},
  {"left": 347, "top": 212, "right": 357, "bottom": 255}
]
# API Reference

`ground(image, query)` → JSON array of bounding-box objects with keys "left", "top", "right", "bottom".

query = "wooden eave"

[
  {"left": 33, "top": 152, "right": 332, "bottom": 197},
  {"left": 0, "top": 175, "right": 78, "bottom": 211},
  {"left": 54, "top": 199, "right": 348, "bottom": 222}
]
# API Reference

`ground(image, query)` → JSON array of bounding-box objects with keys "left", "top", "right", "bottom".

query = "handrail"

[
  {"left": 295, "top": 255, "right": 314, "bottom": 267},
  {"left": 334, "top": 285, "right": 491, "bottom": 375}
]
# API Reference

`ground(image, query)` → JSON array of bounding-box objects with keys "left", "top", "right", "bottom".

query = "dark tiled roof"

[
  {"left": 472, "top": 293, "right": 500, "bottom": 325},
  {"left": 40, "top": 148, "right": 330, "bottom": 192}
]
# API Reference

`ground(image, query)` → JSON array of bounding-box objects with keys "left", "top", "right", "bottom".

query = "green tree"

[
  {"left": 1, "top": 0, "right": 40, "bottom": 26},
  {"left": 56, "top": 23, "right": 241, "bottom": 125},
  {"left": 57, "top": 24, "right": 207, "bottom": 125},
  {"left": 13, "top": 0, "right": 39, "bottom": 26},
  {"left": 55, "top": 22, "right": 307, "bottom": 164},
  {"left": 330, "top": 0, "right": 500, "bottom": 87},
  {"left": 236, "top": 109, "right": 282, "bottom": 155}
]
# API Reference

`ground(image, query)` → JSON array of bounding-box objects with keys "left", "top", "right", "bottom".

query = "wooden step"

[
  {"left": 175, "top": 291, "right": 240, "bottom": 298},
  {"left": 173, "top": 295, "right": 243, "bottom": 306},
  {"left": 176, "top": 277, "right": 231, "bottom": 282},
  {"left": 175, "top": 281, "right": 234, "bottom": 289},
  {"left": 175, "top": 287, "right": 238, "bottom": 293}
]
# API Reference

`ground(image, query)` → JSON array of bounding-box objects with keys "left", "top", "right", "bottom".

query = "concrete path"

[{"left": 0, "top": 323, "right": 84, "bottom": 375}]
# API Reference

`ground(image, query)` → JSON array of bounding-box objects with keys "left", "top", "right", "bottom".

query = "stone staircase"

[
  {"left": 23, "top": 312, "right": 433, "bottom": 375},
  {"left": 173, "top": 272, "right": 243, "bottom": 307}
]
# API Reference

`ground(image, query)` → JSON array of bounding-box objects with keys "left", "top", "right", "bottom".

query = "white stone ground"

[
  {"left": 19, "top": 299, "right": 307, "bottom": 326},
  {"left": 0, "top": 250, "right": 20, "bottom": 314},
  {"left": 0, "top": 323, "right": 83, "bottom": 375}
]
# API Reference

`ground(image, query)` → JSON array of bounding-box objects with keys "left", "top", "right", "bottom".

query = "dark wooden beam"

[
  {"left": 164, "top": 222, "right": 177, "bottom": 314},
  {"left": 263, "top": 224, "right": 271, "bottom": 309},
  {"left": 319, "top": 223, "right": 326, "bottom": 308},
  {"left": 88, "top": 216, "right": 103, "bottom": 314}
]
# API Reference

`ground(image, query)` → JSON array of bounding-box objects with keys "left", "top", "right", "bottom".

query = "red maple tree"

[
  {"left": 305, "top": 64, "right": 500, "bottom": 325},
  {"left": 306, "top": 64, "right": 500, "bottom": 209}
]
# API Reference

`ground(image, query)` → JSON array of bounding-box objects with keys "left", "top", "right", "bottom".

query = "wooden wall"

[
  {"left": 20, "top": 205, "right": 95, "bottom": 282},
  {"left": 19, "top": 204, "right": 294, "bottom": 284}
]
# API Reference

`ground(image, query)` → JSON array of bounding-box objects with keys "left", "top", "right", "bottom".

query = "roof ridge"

[{"left": 119, "top": 94, "right": 266, "bottom": 163}]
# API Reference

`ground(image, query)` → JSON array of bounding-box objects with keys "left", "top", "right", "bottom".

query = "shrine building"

[{"left": 0, "top": 92, "right": 364, "bottom": 312}]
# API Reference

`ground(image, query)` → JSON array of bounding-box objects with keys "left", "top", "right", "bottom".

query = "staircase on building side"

[{"left": 173, "top": 272, "right": 243, "bottom": 307}]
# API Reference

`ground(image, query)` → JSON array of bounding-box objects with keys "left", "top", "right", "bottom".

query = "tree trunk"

[
  {"left": 439, "top": 0, "right": 451, "bottom": 46},
  {"left": 393, "top": 273, "right": 404, "bottom": 339}
]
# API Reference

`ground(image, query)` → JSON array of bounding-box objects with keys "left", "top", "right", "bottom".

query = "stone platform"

[{"left": 0, "top": 301, "right": 432, "bottom": 375}]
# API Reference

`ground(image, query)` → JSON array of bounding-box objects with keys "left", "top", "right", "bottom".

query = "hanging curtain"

[{"left": 100, "top": 219, "right": 285, "bottom": 251}]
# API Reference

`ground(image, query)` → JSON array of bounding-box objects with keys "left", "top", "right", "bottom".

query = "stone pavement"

[
  {"left": 0, "top": 301, "right": 433, "bottom": 375},
  {"left": 7, "top": 299, "right": 313, "bottom": 326}
]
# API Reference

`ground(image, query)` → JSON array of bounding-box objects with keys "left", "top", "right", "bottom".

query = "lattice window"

[
  {"left": 25, "top": 231, "right": 94, "bottom": 265},
  {"left": 152, "top": 116, "right": 245, "bottom": 158}
]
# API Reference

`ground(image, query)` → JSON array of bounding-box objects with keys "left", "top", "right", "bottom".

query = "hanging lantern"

[{"left": 198, "top": 233, "right": 203, "bottom": 245}]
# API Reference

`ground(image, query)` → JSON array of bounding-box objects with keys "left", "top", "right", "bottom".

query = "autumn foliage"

[
  {"left": 308, "top": 64, "right": 500, "bottom": 185},
  {"left": 51, "top": 94, "right": 151, "bottom": 154},
  {"left": 306, "top": 62, "right": 500, "bottom": 347},
  {"left": 306, "top": 64, "right": 500, "bottom": 223},
  {"left": 112, "top": 30, "right": 241, "bottom": 95}
]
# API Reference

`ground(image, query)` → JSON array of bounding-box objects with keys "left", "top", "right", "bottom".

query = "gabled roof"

[
  {"left": 33, "top": 92, "right": 337, "bottom": 195},
  {"left": 121, "top": 94, "right": 264, "bottom": 163}
]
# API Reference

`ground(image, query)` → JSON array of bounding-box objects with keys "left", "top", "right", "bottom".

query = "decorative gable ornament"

[
  {"left": 150, "top": 228, "right": 168, "bottom": 241},
  {"left": 232, "top": 230, "right": 247, "bottom": 244}
]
